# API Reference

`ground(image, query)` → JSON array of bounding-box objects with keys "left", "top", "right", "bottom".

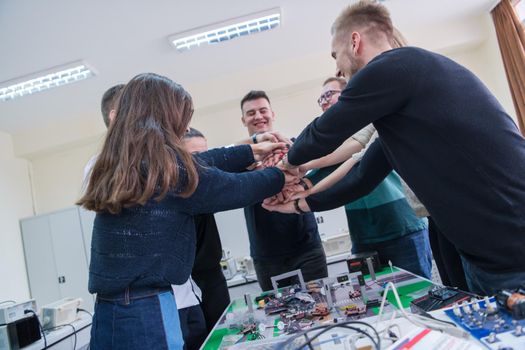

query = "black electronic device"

[
  {"left": 336, "top": 275, "right": 349, "bottom": 283},
  {"left": 346, "top": 251, "right": 380, "bottom": 275},
  {"left": 410, "top": 286, "right": 471, "bottom": 314},
  {"left": 429, "top": 286, "right": 461, "bottom": 301},
  {"left": 0, "top": 314, "right": 41, "bottom": 349}
]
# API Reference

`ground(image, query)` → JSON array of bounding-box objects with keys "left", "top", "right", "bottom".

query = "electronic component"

[
  {"left": 220, "top": 248, "right": 237, "bottom": 280},
  {"left": 321, "top": 233, "right": 351, "bottom": 257},
  {"left": 243, "top": 256, "right": 256, "bottom": 275},
  {"left": 305, "top": 281, "right": 322, "bottom": 294},
  {"left": 410, "top": 286, "right": 471, "bottom": 314},
  {"left": 0, "top": 300, "right": 36, "bottom": 325},
  {"left": 282, "top": 318, "right": 314, "bottom": 334},
  {"left": 310, "top": 303, "right": 329, "bottom": 317},
  {"left": 0, "top": 314, "right": 41, "bottom": 350},
  {"left": 336, "top": 274, "right": 349, "bottom": 283},
  {"left": 322, "top": 273, "right": 367, "bottom": 316},
  {"left": 263, "top": 285, "right": 314, "bottom": 317},
  {"left": 444, "top": 297, "right": 525, "bottom": 350},
  {"left": 276, "top": 292, "right": 316, "bottom": 322},
  {"left": 270, "top": 269, "right": 306, "bottom": 294},
  {"left": 263, "top": 298, "right": 287, "bottom": 315},
  {"left": 41, "top": 297, "right": 82, "bottom": 329},
  {"left": 366, "top": 299, "right": 381, "bottom": 308},
  {"left": 346, "top": 251, "right": 380, "bottom": 275},
  {"left": 220, "top": 257, "right": 237, "bottom": 280},
  {"left": 430, "top": 286, "right": 460, "bottom": 301}
]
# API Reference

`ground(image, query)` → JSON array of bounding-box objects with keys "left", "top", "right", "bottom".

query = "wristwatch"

[
  {"left": 251, "top": 133, "right": 259, "bottom": 144},
  {"left": 298, "top": 178, "right": 310, "bottom": 191},
  {"left": 294, "top": 198, "right": 307, "bottom": 214}
]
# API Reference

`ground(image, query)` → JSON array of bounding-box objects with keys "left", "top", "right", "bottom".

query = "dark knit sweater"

[
  {"left": 88, "top": 145, "right": 284, "bottom": 295},
  {"left": 243, "top": 204, "right": 321, "bottom": 261},
  {"left": 289, "top": 47, "right": 525, "bottom": 273}
]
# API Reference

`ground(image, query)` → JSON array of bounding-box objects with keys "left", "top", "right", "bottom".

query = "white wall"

[
  {"left": 30, "top": 141, "right": 101, "bottom": 214},
  {"left": 444, "top": 15, "right": 515, "bottom": 122},
  {"left": 0, "top": 132, "right": 34, "bottom": 302}
]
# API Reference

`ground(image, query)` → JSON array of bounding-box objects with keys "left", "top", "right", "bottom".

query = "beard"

[{"left": 349, "top": 56, "right": 365, "bottom": 77}]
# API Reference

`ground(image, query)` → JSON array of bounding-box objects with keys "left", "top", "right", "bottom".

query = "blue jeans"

[
  {"left": 91, "top": 287, "right": 184, "bottom": 350},
  {"left": 352, "top": 229, "right": 432, "bottom": 279},
  {"left": 461, "top": 256, "right": 525, "bottom": 296}
]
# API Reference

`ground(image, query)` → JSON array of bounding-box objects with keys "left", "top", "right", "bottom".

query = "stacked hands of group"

[{"left": 250, "top": 132, "right": 311, "bottom": 212}]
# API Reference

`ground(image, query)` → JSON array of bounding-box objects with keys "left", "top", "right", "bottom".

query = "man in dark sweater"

[
  {"left": 266, "top": 1, "right": 525, "bottom": 296},
  {"left": 240, "top": 90, "right": 328, "bottom": 291}
]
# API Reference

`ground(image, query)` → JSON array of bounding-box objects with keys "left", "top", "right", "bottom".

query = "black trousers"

[
  {"left": 178, "top": 305, "right": 207, "bottom": 350},
  {"left": 427, "top": 217, "right": 469, "bottom": 291},
  {"left": 192, "top": 268, "right": 230, "bottom": 332},
  {"left": 253, "top": 245, "right": 329, "bottom": 292}
]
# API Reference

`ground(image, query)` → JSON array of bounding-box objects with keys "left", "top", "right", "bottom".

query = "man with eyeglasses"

[
  {"left": 265, "top": 0, "right": 525, "bottom": 296},
  {"left": 299, "top": 77, "right": 432, "bottom": 279},
  {"left": 318, "top": 86, "right": 341, "bottom": 112}
]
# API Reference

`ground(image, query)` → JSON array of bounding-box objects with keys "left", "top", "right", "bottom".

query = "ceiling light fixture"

[
  {"left": 169, "top": 8, "right": 281, "bottom": 52},
  {"left": 0, "top": 61, "right": 95, "bottom": 102}
]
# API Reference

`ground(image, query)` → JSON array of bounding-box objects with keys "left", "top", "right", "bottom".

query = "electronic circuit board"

[
  {"left": 202, "top": 268, "right": 437, "bottom": 350},
  {"left": 444, "top": 297, "right": 525, "bottom": 349}
]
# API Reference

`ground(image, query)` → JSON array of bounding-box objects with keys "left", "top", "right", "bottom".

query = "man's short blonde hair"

[
  {"left": 331, "top": 0, "right": 394, "bottom": 44},
  {"left": 392, "top": 27, "right": 408, "bottom": 48}
]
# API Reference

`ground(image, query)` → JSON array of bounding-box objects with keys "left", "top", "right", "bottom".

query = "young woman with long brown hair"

[{"left": 78, "top": 73, "right": 287, "bottom": 349}]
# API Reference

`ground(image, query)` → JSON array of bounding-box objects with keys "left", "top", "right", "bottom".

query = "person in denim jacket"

[{"left": 78, "top": 73, "right": 288, "bottom": 350}]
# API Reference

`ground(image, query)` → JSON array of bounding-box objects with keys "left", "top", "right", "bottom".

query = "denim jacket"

[{"left": 88, "top": 145, "right": 284, "bottom": 295}]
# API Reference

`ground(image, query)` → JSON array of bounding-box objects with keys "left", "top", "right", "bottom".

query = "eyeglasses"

[{"left": 317, "top": 90, "right": 341, "bottom": 106}]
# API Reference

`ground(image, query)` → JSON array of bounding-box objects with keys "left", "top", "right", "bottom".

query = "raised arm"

[
  {"left": 307, "top": 157, "right": 358, "bottom": 196},
  {"left": 195, "top": 145, "right": 255, "bottom": 172},
  {"left": 195, "top": 143, "right": 286, "bottom": 173},
  {"left": 299, "top": 138, "right": 362, "bottom": 172},
  {"left": 234, "top": 131, "right": 292, "bottom": 146},
  {"left": 299, "top": 124, "right": 375, "bottom": 172},
  {"left": 306, "top": 139, "right": 392, "bottom": 211},
  {"left": 170, "top": 164, "right": 285, "bottom": 215},
  {"left": 262, "top": 139, "right": 392, "bottom": 214}
]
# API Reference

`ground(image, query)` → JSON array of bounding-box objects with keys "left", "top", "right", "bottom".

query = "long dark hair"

[{"left": 78, "top": 73, "right": 198, "bottom": 214}]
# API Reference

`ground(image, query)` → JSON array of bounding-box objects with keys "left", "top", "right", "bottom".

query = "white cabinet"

[
  {"left": 20, "top": 207, "right": 95, "bottom": 312},
  {"left": 78, "top": 209, "right": 95, "bottom": 263}
]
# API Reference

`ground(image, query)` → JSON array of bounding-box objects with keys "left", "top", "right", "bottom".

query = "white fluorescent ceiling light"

[
  {"left": 0, "top": 61, "right": 95, "bottom": 101},
  {"left": 169, "top": 8, "right": 281, "bottom": 52}
]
